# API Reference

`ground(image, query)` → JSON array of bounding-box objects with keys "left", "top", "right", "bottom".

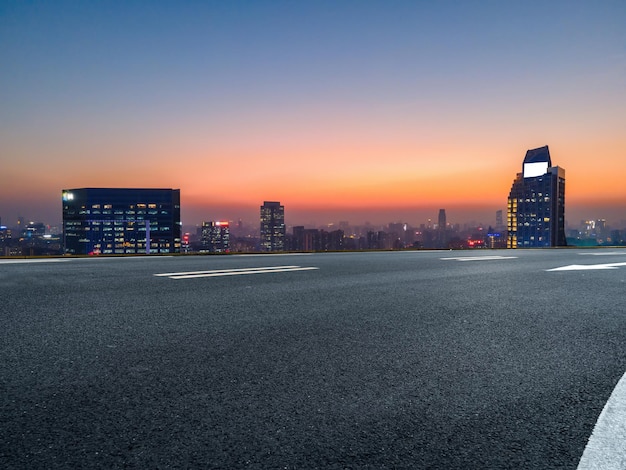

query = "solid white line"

[
  {"left": 154, "top": 265, "right": 302, "bottom": 277},
  {"left": 0, "top": 259, "right": 69, "bottom": 264},
  {"left": 578, "top": 372, "right": 626, "bottom": 470},
  {"left": 168, "top": 266, "right": 319, "bottom": 279},
  {"left": 440, "top": 256, "right": 518, "bottom": 261}
]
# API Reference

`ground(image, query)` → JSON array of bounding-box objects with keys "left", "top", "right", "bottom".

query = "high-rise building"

[
  {"left": 438, "top": 209, "right": 447, "bottom": 230},
  {"left": 495, "top": 210, "right": 504, "bottom": 231},
  {"left": 507, "top": 146, "right": 566, "bottom": 248},
  {"left": 435, "top": 209, "right": 448, "bottom": 248},
  {"left": 260, "top": 201, "right": 285, "bottom": 252},
  {"left": 201, "top": 221, "right": 230, "bottom": 253},
  {"left": 62, "top": 188, "right": 181, "bottom": 255}
]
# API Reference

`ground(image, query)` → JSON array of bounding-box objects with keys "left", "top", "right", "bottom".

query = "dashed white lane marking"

[
  {"left": 577, "top": 372, "right": 626, "bottom": 470},
  {"left": 155, "top": 265, "right": 319, "bottom": 279},
  {"left": 440, "top": 256, "right": 518, "bottom": 261},
  {"left": 546, "top": 262, "right": 626, "bottom": 271},
  {"left": 0, "top": 259, "right": 69, "bottom": 264}
]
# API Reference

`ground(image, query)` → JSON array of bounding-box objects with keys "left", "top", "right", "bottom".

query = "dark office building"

[
  {"left": 507, "top": 146, "right": 566, "bottom": 248},
  {"left": 62, "top": 188, "right": 181, "bottom": 255},
  {"left": 291, "top": 226, "right": 344, "bottom": 252},
  {"left": 436, "top": 209, "right": 448, "bottom": 248},
  {"left": 260, "top": 201, "right": 285, "bottom": 252}
]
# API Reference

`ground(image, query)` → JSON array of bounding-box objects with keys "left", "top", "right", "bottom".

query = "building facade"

[
  {"left": 62, "top": 188, "right": 181, "bottom": 255},
  {"left": 507, "top": 146, "right": 566, "bottom": 248},
  {"left": 260, "top": 201, "right": 285, "bottom": 252},
  {"left": 200, "top": 221, "right": 230, "bottom": 253}
]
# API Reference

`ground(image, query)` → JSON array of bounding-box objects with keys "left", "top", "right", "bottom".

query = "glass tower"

[
  {"left": 260, "top": 201, "right": 285, "bottom": 252},
  {"left": 62, "top": 188, "right": 181, "bottom": 255},
  {"left": 507, "top": 146, "right": 566, "bottom": 248}
]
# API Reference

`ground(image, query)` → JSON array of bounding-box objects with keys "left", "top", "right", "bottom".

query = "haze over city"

[{"left": 1, "top": 1, "right": 625, "bottom": 228}]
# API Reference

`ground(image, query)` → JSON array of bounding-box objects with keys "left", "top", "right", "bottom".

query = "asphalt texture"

[{"left": 1, "top": 249, "right": 626, "bottom": 469}]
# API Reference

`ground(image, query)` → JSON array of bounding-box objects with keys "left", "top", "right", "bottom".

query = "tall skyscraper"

[
  {"left": 260, "top": 201, "right": 285, "bottom": 252},
  {"left": 62, "top": 188, "right": 181, "bottom": 255},
  {"left": 507, "top": 146, "right": 566, "bottom": 248},
  {"left": 437, "top": 209, "right": 447, "bottom": 230},
  {"left": 436, "top": 209, "right": 447, "bottom": 248}
]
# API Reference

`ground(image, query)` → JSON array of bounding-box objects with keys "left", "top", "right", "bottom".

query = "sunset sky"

[{"left": 1, "top": 1, "right": 625, "bottom": 229}]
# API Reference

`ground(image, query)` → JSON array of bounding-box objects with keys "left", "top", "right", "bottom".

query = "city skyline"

[{"left": 1, "top": 2, "right": 625, "bottom": 228}]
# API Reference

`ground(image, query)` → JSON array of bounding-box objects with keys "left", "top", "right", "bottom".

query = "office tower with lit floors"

[
  {"left": 507, "top": 146, "right": 566, "bottom": 248},
  {"left": 62, "top": 188, "right": 181, "bottom": 255},
  {"left": 260, "top": 201, "right": 285, "bottom": 252},
  {"left": 201, "top": 221, "right": 230, "bottom": 253}
]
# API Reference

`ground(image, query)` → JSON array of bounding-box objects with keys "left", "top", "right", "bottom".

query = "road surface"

[{"left": 1, "top": 249, "right": 625, "bottom": 468}]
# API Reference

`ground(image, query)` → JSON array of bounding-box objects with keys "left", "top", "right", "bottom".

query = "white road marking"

[
  {"left": 547, "top": 262, "right": 626, "bottom": 271},
  {"left": 0, "top": 259, "right": 69, "bottom": 264},
  {"left": 155, "top": 265, "right": 302, "bottom": 276},
  {"left": 234, "top": 253, "right": 313, "bottom": 257},
  {"left": 577, "top": 372, "right": 626, "bottom": 470},
  {"left": 155, "top": 265, "right": 319, "bottom": 279},
  {"left": 441, "top": 256, "right": 518, "bottom": 261},
  {"left": 73, "top": 256, "right": 174, "bottom": 261},
  {"left": 578, "top": 252, "right": 626, "bottom": 256}
]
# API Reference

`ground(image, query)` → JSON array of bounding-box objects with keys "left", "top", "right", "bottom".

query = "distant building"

[
  {"left": 20, "top": 222, "right": 46, "bottom": 239},
  {"left": 291, "top": 226, "right": 344, "bottom": 252},
  {"left": 260, "top": 201, "right": 285, "bottom": 252},
  {"left": 436, "top": 209, "right": 447, "bottom": 248},
  {"left": 438, "top": 209, "right": 446, "bottom": 229},
  {"left": 495, "top": 210, "right": 504, "bottom": 231},
  {"left": 507, "top": 146, "right": 566, "bottom": 248},
  {"left": 292, "top": 226, "right": 316, "bottom": 251},
  {"left": 0, "top": 224, "right": 10, "bottom": 256},
  {"left": 62, "top": 188, "right": 181, "bottom": 255},
  {"left": 485, "top": 227, "right": 507, "bottom": 249},
  {"left": 201, "top": 221, "right": 230, "bottom": 253}
]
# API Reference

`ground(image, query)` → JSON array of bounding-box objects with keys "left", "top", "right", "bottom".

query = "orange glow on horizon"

[{"left": 2, "top": 129, "right": 625, "bottom": 226}]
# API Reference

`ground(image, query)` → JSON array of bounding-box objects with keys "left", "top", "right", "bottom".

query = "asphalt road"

[{"left": 2, "top": 249, "right": 626, "bottom": 469}]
